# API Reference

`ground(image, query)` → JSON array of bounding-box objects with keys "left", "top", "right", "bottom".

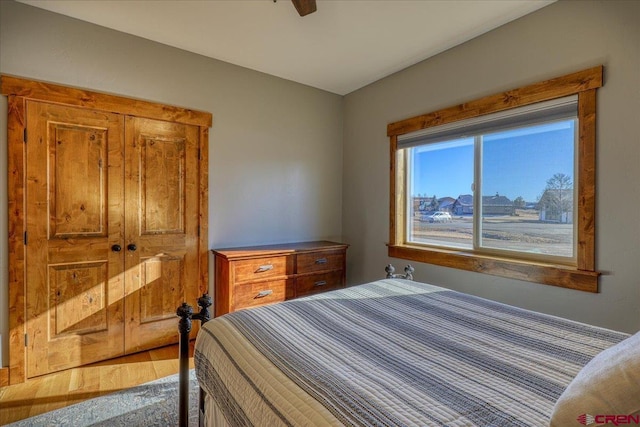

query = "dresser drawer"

[
  {"left": 296, "top": 250, "right": 345, "bottom": 274},
  {"left": 296, "top": 270, "right": 344, "bottom": 298},
  {"left": 232, "top": 256, "right": 289, "bottom": 283},
  {"left": 233, "top": 279, "right": 293, "bottom": 311}
]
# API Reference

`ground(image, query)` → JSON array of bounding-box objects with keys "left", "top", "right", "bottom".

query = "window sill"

[{"left": 387, "top": 244, "right": 599, "bottom": 292}]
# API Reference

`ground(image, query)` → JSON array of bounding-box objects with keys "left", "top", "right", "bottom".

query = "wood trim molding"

[
  {"left": 577, "top": 89, "right": 597, "bottom": 271},
  {"left": 7, "top": 95, "right": 27, "bottom": 385},
  {"left": 1, "top": 75, "right": 212, "bottom": 128},
  {"left": 388, "top": 245, "right": 599, "bottom": 292},
  {"left": 387, "top": 66, "right": 603, "bottom": 137},
  {"left": 199, "top": 127, "right": 210, "bottom": 297},
  {"left": 389, "top": 135, "right": 398, "bottom": 246},
  {"left": 0, "top": 367, "right": 8, "bottom": 387}
]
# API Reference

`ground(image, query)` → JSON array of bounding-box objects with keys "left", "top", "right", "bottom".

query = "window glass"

[
  {"left": 405, "top": 119, "right": 576, "bottom": 263},
  {"left": 480, "top": 121, "right": 575, "bottom": 259},
  {"left": 408, "top": 138, "right": 474, "bottom": 249}
]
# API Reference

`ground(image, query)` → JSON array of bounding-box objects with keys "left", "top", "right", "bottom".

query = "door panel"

[
  {"left": 139, "top": 255, "right": 185, "bottom": 323},
  {"left": 124, "top": 117, "right": 200, "bottom": 353},
  {"left": 25, "top": 101, "right": 125, "bottom": 378},
  {"left": 48, "top": 125, "right": 108, "bottom": 237},
  {"left": 140, "top": 136, "right": 186, "bottom": 234},
  {"left": 49, "top": 262, "right": 109, "bottom": 336}
]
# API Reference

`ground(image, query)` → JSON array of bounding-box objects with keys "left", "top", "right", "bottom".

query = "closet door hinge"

[
  {"left": 24, "top": 334, "right": 28, "bottom": 347},
  {"left": 23, "top": 128, "right": 27, "bottom": 143},
  {"left": 24, "top": 231, "right": 27, "bottom": 245}
]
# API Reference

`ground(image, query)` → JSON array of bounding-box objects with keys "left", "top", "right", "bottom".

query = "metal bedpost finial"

[
  {"left": 404, "top": 265, "right": 415, "bottom": 280},
  {"left": 177, "top": 302, "right": 193, "bottom": 335},
  {"left": 194, "top": 294, "right": 213, "bottom": 324},
  {"left": 385, "top": 264, "right": 396, "bottom": 278},
  {"left": 197, "top": 293, "right": 212, "bottom": 310},
  {"left": 176, "top": 302, "right": 193, "bottom": 319}
]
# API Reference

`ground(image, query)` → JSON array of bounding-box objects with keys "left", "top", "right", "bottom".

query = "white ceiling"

[{"left": 17, "top": 0, "right": 555, "bottom": 95}]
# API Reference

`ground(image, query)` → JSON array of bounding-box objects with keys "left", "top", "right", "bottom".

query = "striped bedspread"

[{"left": 194, "top": 279, "right": 628, "bottom": 427}]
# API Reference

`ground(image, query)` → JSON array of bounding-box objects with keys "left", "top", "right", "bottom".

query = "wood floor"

[{"left": 0, "top": 342, "right": 195, "bottom": 425}]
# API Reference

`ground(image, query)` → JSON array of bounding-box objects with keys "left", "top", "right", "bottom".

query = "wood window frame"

[
  {"left": 387, "top": 66, "right": 603, "bottom": 292},
  {"left": 1, "top": 75, "right": 212, "bottom": 384}
]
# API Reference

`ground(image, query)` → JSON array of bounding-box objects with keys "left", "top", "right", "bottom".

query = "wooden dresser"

[{"left": 213, "top": 241, "right": 348, "bottom": 316}]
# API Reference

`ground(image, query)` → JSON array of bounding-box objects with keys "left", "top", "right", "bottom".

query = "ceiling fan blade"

[{"left": 291, "top": 0, "right": 317, "bottom": 16}]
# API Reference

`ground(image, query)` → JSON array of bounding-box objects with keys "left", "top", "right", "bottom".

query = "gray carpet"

[{"left": 7, "top": 370, "right": 198, "bottom": 427}]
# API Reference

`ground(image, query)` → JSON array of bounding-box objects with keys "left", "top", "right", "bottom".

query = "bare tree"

[{"left": 540, "top": 173, "right": 573, "bottom": 222}]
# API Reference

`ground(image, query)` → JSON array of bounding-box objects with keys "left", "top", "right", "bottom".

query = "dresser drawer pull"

[
  {"left": 314, "top": 280, "right": 327, "bottom": 287},
  {"left": 255, "top": 290, "right": 273, "bottom": 298},
  {"left": 315, "top": 258, "right": 328, "bottom": 264},
  {"left": 256, "top": 264, "right": 274, "bottom": 273}
]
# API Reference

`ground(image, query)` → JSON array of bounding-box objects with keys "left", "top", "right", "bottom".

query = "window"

[
  {"left": 387, "top": 67, "right": 603, "bottom": 291},
  {"left": 404, "top": 96, "right": 577, "bottom": 263}
]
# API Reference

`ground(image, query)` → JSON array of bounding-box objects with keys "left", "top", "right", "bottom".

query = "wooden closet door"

[
  {"left": 25, "top": 101, "right": 125, "bottom": 377},
  {"left": 123, "top": 117, "right": 200, "bottom": 353}
]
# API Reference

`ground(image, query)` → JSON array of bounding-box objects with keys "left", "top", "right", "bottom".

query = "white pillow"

[{"left": 550, "top": 331, "right": 640, "bottom": 427}]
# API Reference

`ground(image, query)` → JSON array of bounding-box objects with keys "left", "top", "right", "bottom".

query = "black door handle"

[
  {"left": 127, "top": 243, "right": 137, "bottom": 252},
  {"left": 111, "top": 244, "right": 122, "bottom": 252}
]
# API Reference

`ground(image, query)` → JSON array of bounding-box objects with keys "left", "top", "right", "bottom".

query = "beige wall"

[
  {"left": 1, "top": 0, "right": 638, "bottom": 368},
  {"left": 343, "top": 0, "right": 640, "bottom": 333},
  {"left": 0, "top": 0, "right": 344, "bottom": 365}
]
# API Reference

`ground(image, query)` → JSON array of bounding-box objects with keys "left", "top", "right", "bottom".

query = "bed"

[{"left": 180, "top": 270, "right": 639, "bottom": 427}]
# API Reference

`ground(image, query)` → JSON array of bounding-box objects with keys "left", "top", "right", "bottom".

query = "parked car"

[{"left": 426, "top": 211, "right": 452, "bottom": 223}]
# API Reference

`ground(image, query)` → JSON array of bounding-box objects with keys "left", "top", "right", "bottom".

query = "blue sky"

[{"left": 411, "top": 120, "right": 575, "bottom": 203}]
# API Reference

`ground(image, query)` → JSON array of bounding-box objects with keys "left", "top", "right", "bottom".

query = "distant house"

[
  {"left": 538, "top": 189, "right": 573, "bottom": 223},
  {"left": 452, "top": 194, "right": 474, "bottom": 215},
  {"left": 482, "top": 194, "right": 515, "bottom": 215},
  {"left": 437, "top": 197, "right": 456, "bottom": 213},
  {"left": 413, "top": 196, "right": 435, "bottom": 215},
  {"left": 412, "top": 195, "right": 456, "bottom": 214},
  {"left": 452, "top": 194, "right": 515, "bottom": 216}
]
